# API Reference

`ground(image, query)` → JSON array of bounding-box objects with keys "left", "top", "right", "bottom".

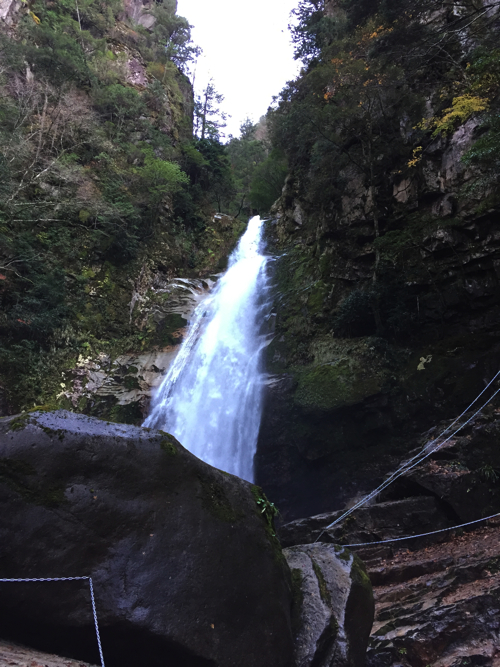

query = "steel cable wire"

[
  {"left": 314, "top": 369, "right": 500, "bottom": 542},
  {"left": 0, "top": 576, "right": 105, "bottom": 667}
]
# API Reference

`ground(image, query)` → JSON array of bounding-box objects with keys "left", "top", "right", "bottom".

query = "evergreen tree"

[
  {"left": 226, "top": 119, "right": 267, "bottom": 217},
  {"left": 194, "top": 79, "right": 229, "bottom": 140}
]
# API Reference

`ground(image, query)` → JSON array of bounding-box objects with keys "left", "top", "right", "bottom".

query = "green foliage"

[
  {"left": 225, "top": 119, "right": 267, "bottom": 217},
  {"left": 269, "top": 17, "right": 423, "bottom": 211},
  {"left": 249, "top": 149, "right": 288, "bottom": 213},
  {"left": 424, "top": 95, "right": 488, "bottom": 137},
  {"left": 194, "top": 79, "right": 228, "bottom": 140},
  {"left": 0, "top": 0, "right": 240, "bottom": 412},
  {"left": 178, "top": 138, "right": 235, "bottom": 214},
  {"left": 92, "top": 84, "right": 146, "bottom": 137},
  {"left": 251, "top": 486, "right": 280, "bottom": 537},
  {"left": 477, "top": 464, "right": 500, "bottom": 484},
  {"left": 149, "top": 3, "right": 201, "bottom": 70},
  {"left": 332, "top": 280, "right": 415, "bottom": 339},
  {"left": 456, "top": 49, "right": 500, "bottom": 194},
  {"left": 134, "top": 149, "right": 189, "bottom": 219},
  {"left": 22, "top": 24, "right": 92, "bottom": 86},
  {"left": 270, "top": 0, "right": 500, "bottom": 213},
  {"left": 462, "top": 112, "right": 500, "bottom": 195},
  {"left": 290, "top": 0, "right": 345, "bottom": 64}
]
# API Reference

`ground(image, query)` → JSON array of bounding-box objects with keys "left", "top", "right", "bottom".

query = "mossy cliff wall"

[
  {"left": 256, "top": 96, "right": 500, "bottom": 522},
  {"left": 0, "top": 0, "right": 245, "bottom": 417}
]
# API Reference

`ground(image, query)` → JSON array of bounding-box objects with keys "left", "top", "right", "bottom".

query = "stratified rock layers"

[{"left": 0, "top": 411, "right": 294, "bottom": 667}]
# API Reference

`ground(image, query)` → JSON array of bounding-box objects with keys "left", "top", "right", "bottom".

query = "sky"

[{"left": 176, "top": 0, "right": 301, "bottom": 139}]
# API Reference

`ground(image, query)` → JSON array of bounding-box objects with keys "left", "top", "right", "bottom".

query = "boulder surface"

[
  {"left": 284, "top": 543, "right": 374, "bottom": 667},
  {"left": 0, "top": 411, "right": 294, "bottom": 667}
]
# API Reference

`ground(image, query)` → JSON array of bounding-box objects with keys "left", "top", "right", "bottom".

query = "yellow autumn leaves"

[{"left": 420, "top": 94, "right": 489, "bottom": 137}]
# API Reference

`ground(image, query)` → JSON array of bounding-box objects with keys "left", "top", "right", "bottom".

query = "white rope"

[
  {"left": 337, "top": 511, "right": 500, "bottom": 548},
  {"left": 314, "top": 369, "right": 500, "bottom": 542},
  {"left": 0, "top": 576, "right": 105, "bottom": 667}
]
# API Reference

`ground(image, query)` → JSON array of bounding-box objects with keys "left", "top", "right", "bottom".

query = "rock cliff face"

[
  {"left": 366, "top": 521, "right": 500, "bottom": 667},
  {"left": 57, "top": 274, "right": 219, "bottom": 423},
  {"left": 0, "top": 0, "right": 21, "bottom": 28},
  {"left": 121, "top": 0, "right": 162, "bottom": 29},
  {"left": 256, "top": 93, "right": 500, "bottom": 522}
]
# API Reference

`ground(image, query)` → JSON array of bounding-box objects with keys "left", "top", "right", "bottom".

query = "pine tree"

[{"left": 194, "top": 79, "right": 228, "bottom": 140}]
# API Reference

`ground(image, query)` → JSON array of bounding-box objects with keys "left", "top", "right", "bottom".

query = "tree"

[
  {"left": 249, "top": 149, "right": 288, "bottom": 213},
  {"left": 194, "top": 80, "right": 229, "bottom": 140},
  {"left": 195, "top": 138, "right": 235, "bottom": 212},
  {"left": 149, "top": 3, "right": 201, "bottom": 71},
  {"left": 226, "top": 119, "right": 267, "bottom": 217},
  {"left": 134, "top": 150, "right": 189, "bottom": 225},
  {"left": 290, "top": 0, "right": 343, "bottom": 65}
]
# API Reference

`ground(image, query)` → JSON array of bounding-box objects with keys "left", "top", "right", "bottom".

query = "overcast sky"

[{"left": 176, "top": 0, "right": 301, "bottom": 138}]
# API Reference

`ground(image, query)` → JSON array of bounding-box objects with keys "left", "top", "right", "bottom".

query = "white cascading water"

[{"left": 143, "top": 216, "right": 270, "bottom": 481}]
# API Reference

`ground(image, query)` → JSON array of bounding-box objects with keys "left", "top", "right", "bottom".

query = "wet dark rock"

[
  {"left": 279, "top": 497, "right": 452, "bottom": 549},
  {"left": 257, "top": 347, "right": 500, "bottom": 523},
  {"left": 0, "top": 411, "right": 294, "bottom": 667},
  {"left": 256, "top": 94, "right": 500, "bottom": 524},
  {"left": 284, "top": 543, "right": 374, "bottom": 667}
]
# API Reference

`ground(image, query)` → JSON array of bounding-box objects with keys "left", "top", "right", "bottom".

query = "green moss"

[
  {"left": 334, "top": 544, "right": 352, "bottom": 562},
  {"left": 0, "top": 458, "right": 66, "bottom": 508},
  {"left": 312, "top": 559, "right": 331, "bottom": 605},
  {"left": 40, "top": 426, "right": 65, "bottom": 440},
  {"left": 293, "top": 358, "right": 386, "bottom": 412},
  {"left": 307, "top": 281, "right": 328, "bottom": 313},
  {"left": 350, "top": 554, "right": 373, "bottom": 596},
  {"left": 123, "top": 375, "right": 141, "bottom": 390},
  {"left": 198, "top": 474, "right": 242, "bottom": 523},
  {"left": 329, "top": 614, "right": 339, "bottom": 639},
  {"left": 87, "top": 396, "right": 143, "bottom": 426},
  {"left": 0, "top": 458, "right": 36, "bottom": 478},
  {"left": 8, "top": 413, "right": 32, "bottom": 431},
  {"left": 318, "top": 252, "right": 334, "bottom": 279},
  {"left": 159, "top": 435, "right": 178, "bottom": 456},
  {"left": 28, "top": 405, "right": 54, "bottom": 413},
  {"left": 156, "top": 313, "right": 188, "bottom": 346}
]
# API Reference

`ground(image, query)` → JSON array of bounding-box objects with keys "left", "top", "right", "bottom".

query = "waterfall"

[{"left": 143, "top": 216, "right": 270, "bottom": 482}]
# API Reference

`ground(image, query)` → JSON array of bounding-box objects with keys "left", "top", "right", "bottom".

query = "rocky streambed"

[
  {"left": 1, "top": 406, "right": 500, "bottom": 665},
  {"left": 279, "top": 407, "right": 500, "bottom": 667},
  {"left": 366, "top": 519, "right": 500, "bottom": 667},
  {"left": 282, "top": 508, "right": 500, "bottom": 667}
]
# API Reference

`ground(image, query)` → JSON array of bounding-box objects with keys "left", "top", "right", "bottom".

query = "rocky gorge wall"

[
  {"left": 0, "top": 0, "right": 245, "bottom": 418},
  {"left": 255, "top": 82, "right": 500, "bottom": 522}
]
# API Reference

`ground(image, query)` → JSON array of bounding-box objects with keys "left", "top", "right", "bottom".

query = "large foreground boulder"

[
  {"left": 284, "top": 543, "right": 374, "bottom": 667},
  {"left": 0, "top": 411, "right": 294, "bottom": 667}
]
